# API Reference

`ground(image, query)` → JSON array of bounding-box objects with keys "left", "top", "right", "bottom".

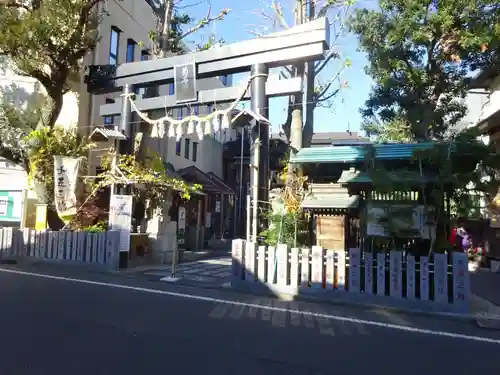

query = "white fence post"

[
  {"left": 46, "top": 231, "right": 54, "bottom": 259},
  {"left": 336, "top": 250, "right": 346, "bottom": 291},
  {"left": 77, "top": 232, "right": 85, "bottom": 261},
  {"left": 105, "top": 230, "right": 120, "bottom": 269},
  {"left": 68, "top": 231, "right": 76, "bottom": 260},
  {"left": 433, "top": 253, "right": 448, "bottom": 303},
  {"left": 452, "top": 252, "right": 470, "bottom": 309},
  {"left": 420, "top": 256, "right": 429, "bottom": 301},
  {"left": 267, "top": 246, "right": 276, "bottom": 284},
  {"left": 389, "top": 251, "right": 403, "bottom": 298},
  {"left": 58, "top": 231, "right": 66, "bottom": 260},
  {"left": 26, "top": 228, "right": 34, "bottom": 257},
  {"left": 97, "top": 232, "right": 106, "bottom": 264},
  {"left": 300, "top": 248, "right": 310, "bottom": 288},
  {"left": 376, "top": 253, "right": 386, "bottom": 296},
  {"left": 277, "top": 244, "right": 289, "bottom": 286},
  {"left": 231, "top": 239, "right": 244, "bottom": 281},
  {"left": 244, "top": 241, "right": 256, "bottom": 282},
  {"left": 406, "top": 254, "right": 416, "bottom": 300},
  {"left": 325, "top": 249, "right": 335, "bottom": 290},
  {"left": 92, "top": 233, "right": 99, "bottom": 263},
  {"left": 311, "top": 246, "right": 324, "bottom": 289},
  {"left": 85, "top": 232, "right": 93, "bottom": 262},
  {"left": 348, "top": 248, "right": 361, "bottom": 293},
  {"left": 290, "top": 248, "right": 300, "bottom": 287},
  {"left": 257, "top": 245, "right": 266, "bottom": 283},
  {"left": 364, "top": 252, "right": 373, "bottom": 294}
]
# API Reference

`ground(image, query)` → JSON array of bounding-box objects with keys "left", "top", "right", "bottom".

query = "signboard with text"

[{"left": 109, "top": 195, "right": 133, "bottom": 253}]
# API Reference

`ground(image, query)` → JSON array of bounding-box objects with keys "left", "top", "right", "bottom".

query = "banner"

[
  {"left": 53, "top": 156, "right": 80, "bottom": 219},
  {"left": 109, "top": 194, "right": 133, "bottom": 252}
]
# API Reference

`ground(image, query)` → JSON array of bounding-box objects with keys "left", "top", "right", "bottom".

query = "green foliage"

[
  {"left": 82, "top": 221, "right": 107, "bottom": 233},
  {"left": 0, "top": 1, "right": 107, "bottom": 128},
  {"left": 97, "top": 149, "right": 201, "bottom": 212},
  {"left": 25, "top": 126, "right": 94, "bottom": 205},
  {"left": 260, "top": 211, "right": 309, "bottom": 248},
  {"left": 349, "top": 0, "right": 500, "bottom": 140}
]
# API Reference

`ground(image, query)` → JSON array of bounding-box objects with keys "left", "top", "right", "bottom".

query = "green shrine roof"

[{"left": 290, "top": 142, "right": 439, "bottom": 164}]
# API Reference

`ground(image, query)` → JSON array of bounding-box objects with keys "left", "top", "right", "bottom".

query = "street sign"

[{"left": 174, "top": 62, "right": 197, "bottom": 103}]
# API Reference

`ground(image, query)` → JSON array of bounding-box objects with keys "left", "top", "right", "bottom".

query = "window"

[
  {"left": 109, "top": 27, "right": 120, "bottom": 65},
  {"left": 103, "top": 98, "right": 115, "bottom": 127},
  {"left": 168, "top": 83, "right": 175, "bottom": 95},
  {"left": 207, "top": 104, "right": 212, "bottom": 114},
  {"left": 184, "top": 139, "right": 190, "bottom": 159},
  {"left": 126, "top": 39, "right": 135, "bottom": 62},
  {"left": 192, "top": 142, "right": 198, "bottom": 162},
  {"left": 141, "top": 50, "right": 150, "bottom": 61},
  {"left": 220, "top": 75, "right": 228, "bottom": 86},
  {"left": 175, "top": 140, "right": 181, "bottom": 156},
  {"left": 104, "top": 116, "right": 114, "bottom": 127}
]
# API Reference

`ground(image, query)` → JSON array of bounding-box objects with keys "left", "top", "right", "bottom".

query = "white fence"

[
  {"left": 0, "top": 227, "right": 120, "bottom": 270},
  {"left": 231, "top": 240, "right": 470, "bottom": 312}
]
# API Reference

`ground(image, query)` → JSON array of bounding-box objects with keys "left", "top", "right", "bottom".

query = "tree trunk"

[
  {"left": 154, "top": 1, "right": 174, "bottom": 59},
  {"left": 36, "top": 94, "right": 64, "bottom": 129}
]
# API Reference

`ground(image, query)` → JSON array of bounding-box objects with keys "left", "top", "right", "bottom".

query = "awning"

[
  {"left": 177, "top": 166, "right": 233, "bottom": 194},
  {"left": 290, "top": 142, "right": 440, "bottom": 164}
]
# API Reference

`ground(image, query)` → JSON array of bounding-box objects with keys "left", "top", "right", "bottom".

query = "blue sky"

[{"left": 184, "top": 0, "right": 374, "bottom": 135}]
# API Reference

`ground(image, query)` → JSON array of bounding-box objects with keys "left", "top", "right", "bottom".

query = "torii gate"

[{"left": 96, "top": 17, "right": 330, "bottom": 244}]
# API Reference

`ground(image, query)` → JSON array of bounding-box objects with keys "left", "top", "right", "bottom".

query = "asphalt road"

[{"left": 1, "top": 265, "right": 499, "bottom": 375}]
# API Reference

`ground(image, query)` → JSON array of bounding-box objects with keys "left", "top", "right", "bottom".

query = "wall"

[
  {"left": 78, "top": 0, "right": 156, "bottom": 139},
  {"left": 0, "top": 56, "right": 79, "bottom": 129},
  {"left": 477, "top": 74, "right": 500, "bottom": 128}
]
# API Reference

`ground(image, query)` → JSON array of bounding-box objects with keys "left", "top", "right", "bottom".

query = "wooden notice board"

[{"left": 316, "top": 215, "right": 345, "bottom": 250}]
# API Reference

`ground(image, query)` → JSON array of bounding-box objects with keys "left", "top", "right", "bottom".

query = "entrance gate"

[{"left": 90, "top": 17, "right": 330, "bottom": 265}]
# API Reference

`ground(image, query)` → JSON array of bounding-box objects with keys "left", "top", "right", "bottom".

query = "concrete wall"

[{"left": 477, "top": 74, "right": 500, "bottom": 128}]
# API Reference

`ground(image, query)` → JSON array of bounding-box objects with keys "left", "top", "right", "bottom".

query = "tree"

[
  {"left": 0, "top": 0, "right": 109, "bottom": 129},
  {"left": 349, "top": 0, "right": 500, "bottom": 141},
  {"left": 247, "top": 0, "right": 354, "bottom": 149},
  {"left": 150, "top": 0, "right": 229, "bottom": 58}
]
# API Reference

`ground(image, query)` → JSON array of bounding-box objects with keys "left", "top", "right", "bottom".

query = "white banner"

[
  {"left": 53, "top": 156, "right": 80, "bottom": 218},
  {"left": 109, "top": 194, "right": 133, "bottom": 252}
]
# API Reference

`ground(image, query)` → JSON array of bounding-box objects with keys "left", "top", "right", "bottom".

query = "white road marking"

[
  {"left": 261, "top": 301, "right": 272, "bottom": 321},
  {"left": 2, "top": 267, "right": 500, "bottom": 345},
  {"left": 289, "top": 303, "right": 302, "bottom": 327},
  {"left": 302, "top": 310, "right": 315, "bottom": 328},
  {"left": 247, "top": 301, "right": 259, "bottom": 319},
  {"left": 209, "top": 303, "right": 230, "bottom": 318},
  {"left": 271, "top": 303, "right": 287, "bottom": 328},
  {"left": 229, "top": 305, "right": 246, "bottom": 320},
  {"left": 315, "top": 313, "right": 335, "bottom": 336}
]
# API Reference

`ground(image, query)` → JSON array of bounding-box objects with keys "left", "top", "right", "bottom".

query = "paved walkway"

[{"left": 142, "top": 257, "right": 232, "bottom": 288}]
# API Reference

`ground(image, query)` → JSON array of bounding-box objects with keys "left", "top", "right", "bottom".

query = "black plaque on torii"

[{"left": 174, "top": 62, "right": 197, "bottom": 103}]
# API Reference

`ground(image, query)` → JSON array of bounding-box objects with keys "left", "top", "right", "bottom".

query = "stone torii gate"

[{"left": 97, "top": 17, "right": 330, "bottom": 245}]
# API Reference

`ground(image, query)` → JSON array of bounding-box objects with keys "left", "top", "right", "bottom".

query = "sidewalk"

[{"left": 127, "top": 251, "right": 232, "bottom": 288}]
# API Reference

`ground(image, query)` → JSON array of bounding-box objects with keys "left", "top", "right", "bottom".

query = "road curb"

[{"left": 6, "top": 261, "right": 500, "bottom": 325}]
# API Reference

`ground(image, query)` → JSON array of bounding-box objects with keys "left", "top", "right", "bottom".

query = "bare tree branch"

[
  {"left": 270, "top": 0, "right": 289, "bottom": 29},
  {"left": 179, "top": 6, "right": 229, "bottom": 40}
]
